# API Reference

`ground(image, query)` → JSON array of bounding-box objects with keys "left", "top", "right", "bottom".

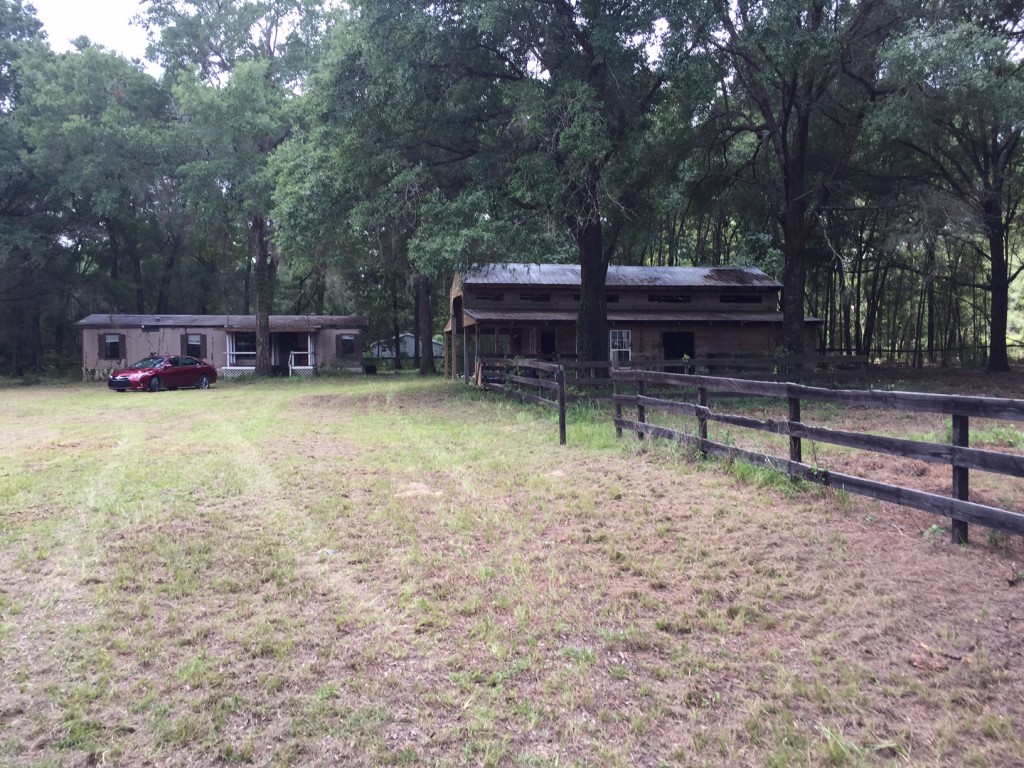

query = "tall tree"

[
  {"left": 309, "top": 0, "right": 713, "bottom": 362},
  {"left": 143, "top": 0, "right": 330, "bottom": 374},
  {"left": 873, "top": 9, "right": 1024, "bottom": 371},
  {"left": 705, "top": 0, "right": 895, "bottom": 352}
]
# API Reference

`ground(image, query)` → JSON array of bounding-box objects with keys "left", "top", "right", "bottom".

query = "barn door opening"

[
  {"left": 663, "top": 331, "right": 695, "bottom": 371},
  {"left": 540, "top": 330, "right": 556, "bottom": 358}
]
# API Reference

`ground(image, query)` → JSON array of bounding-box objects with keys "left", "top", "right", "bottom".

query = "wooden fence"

[
  {"left": 477, "top": 358, "right": 567, "bottom": 445},
  {"left": 611, "top": 368, "right": 1024, "bottom": 543}
]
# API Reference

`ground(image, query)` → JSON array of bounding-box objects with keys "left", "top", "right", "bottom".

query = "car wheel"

[
  {"left": 149, "top": 376, "right": 161, "bottom": 392},
  {"left": 198, "top": 375, "right": 210, "bottom": 390}
]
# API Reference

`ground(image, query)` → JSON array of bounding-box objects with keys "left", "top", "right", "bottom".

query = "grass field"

[{"left": 2, "top": 375, "right": 1024, "bottom": 767}]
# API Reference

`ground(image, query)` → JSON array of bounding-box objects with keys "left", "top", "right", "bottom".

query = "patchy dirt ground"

[{"left": 1, "top": 374, "right": 1023, "bottom": 767}]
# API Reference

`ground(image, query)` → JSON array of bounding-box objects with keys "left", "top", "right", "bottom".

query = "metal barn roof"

[
  {"left": 460, "top": 263, "right": 782, "bottom": 289},
  {"left": 462, "top": 309, "right": 801, "bottom": 325}
]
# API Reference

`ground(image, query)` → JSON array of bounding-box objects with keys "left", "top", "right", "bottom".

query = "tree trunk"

[
  {"left": 416, "top": 273, "right": 436, "bottom": 375},
  {"left": 985, "top": 203, "right": 1010, "bottom": 372},
  {"left": 252, "top": 213, "right": 276, "bottom": 376},
  {"left": 155, "top": 234, "right": 181, "bottom": 314},
  {"left": 574, "top": 216, "right": 609, "bottom": 363},
  {"left": 781, "top": 236, "right": 808, "bottom": 354}
]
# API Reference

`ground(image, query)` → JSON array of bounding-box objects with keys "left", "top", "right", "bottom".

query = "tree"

[
  {"left": 874, "top": 11, "right": 1024, "bottom": 371},
  {"left": 143, "top": 0, "right": 330, "bottom": 375},
  {"left": 705, "top": 0, "right": 896, "bottom": 353},
  {"left": 306, "top": 0, "right": 713, "bottom": 362}
]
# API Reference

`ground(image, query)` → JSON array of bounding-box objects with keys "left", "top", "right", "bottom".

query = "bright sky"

[{"left": 29, "top": 0, "right": 152, "bottom": 64}]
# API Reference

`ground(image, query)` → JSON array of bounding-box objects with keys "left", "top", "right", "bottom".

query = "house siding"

[{"left": 77, "top": 315, "right": 368, "bottom": 380}]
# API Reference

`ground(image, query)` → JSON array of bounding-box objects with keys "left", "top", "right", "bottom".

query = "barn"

[{"left": 445, "top": 263, "right": 820, "bottom": 378}]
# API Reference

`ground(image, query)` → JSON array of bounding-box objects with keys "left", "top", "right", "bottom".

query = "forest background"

[{"left": 1, "top": 0, "right": 1022, "bottom": 375}]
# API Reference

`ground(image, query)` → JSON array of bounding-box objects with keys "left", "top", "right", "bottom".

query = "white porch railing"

[
  {"left": 289, "top": 350, "right": 315, "bottom": 377},
  {"left": 221, "top": 350, "right": 315, "bottom": 377},
  {"left": 222, "top": 351, "right": 256, "bottom": 378}
]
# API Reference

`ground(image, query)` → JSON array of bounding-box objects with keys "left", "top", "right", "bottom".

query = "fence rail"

[
  {"left": 611, "top": 368, "right": 1024, "bottom": 543},
  {"left": 478, "top": 358, "right": 567, "bottom": 445}
]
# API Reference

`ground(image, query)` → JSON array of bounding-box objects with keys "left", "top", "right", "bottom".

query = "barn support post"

[
  {"left": 474, "top": 325, "right": 481, "bottom": 381},
  {"left": 462, "top": 323, "right": 469, "bottom": 385},
  {"left": 556, "top": 367, "right": 566, "bottom": 446},
  {"left": 952, "top": 414, "right": 969, "bottom": 544},
  {"left": 637, "top": 377, "right": 646, "bottom": 441},
  {"left": 788, "top": 394, "right": 802, "bottom": 463}
]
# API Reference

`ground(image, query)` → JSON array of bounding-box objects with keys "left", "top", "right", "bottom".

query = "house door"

[{"left": 663, "top": 331, "right": 695, "bottom": 370}]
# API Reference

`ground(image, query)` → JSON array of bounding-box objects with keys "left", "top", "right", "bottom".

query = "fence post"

[
  {"left": 556, "top": 367, "right": 566, "bottom": 446},
  {"left": 697, "top": 386, "right": 708, "bottom": 457},
  {"left": 637, "top": 376, "right": 646, "bottom": 441},
  {"left": 788, "top": 393, "right": 802, "bottom": 463},
  {"left": 614, "top": 372, "right": 622, "bottom": 439},
  {"left": 951, "top": 414, "right": 969, "bottom": 544}
]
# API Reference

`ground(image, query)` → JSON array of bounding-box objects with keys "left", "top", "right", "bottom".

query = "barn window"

[
  {"left": 476, "top": 292, "right": 504, "bottom": 302},
  {"left": 648, "top": 294, "right": 691, "bottom": 303},
  {"left": 720, "top": 294, "right": 762, "bottom": 304},
  {"left": 519, "top": 292, "right": 551, "bottom": 302},
  {"left": 610, "top": 330, "right": 631, "bottom": 364},
  {"left": 100, "top": 333, "right": 123, "bottom": 360}
]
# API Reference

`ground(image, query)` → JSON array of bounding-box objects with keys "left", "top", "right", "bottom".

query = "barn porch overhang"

[{"left": 450, "top": 308, "right": 822, "bottom": 328}]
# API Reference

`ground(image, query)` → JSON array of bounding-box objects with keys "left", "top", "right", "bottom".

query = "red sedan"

[{"left": 108, "top": 355, "right": 217, "bottom": 392}]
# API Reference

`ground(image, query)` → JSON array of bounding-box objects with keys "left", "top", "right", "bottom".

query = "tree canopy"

[{"left": 2, "top": 0, "right": 1023, "bottom": 374}]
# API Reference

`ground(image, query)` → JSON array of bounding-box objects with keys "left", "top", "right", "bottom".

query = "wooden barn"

[
  {"left": 445, "top": 263, "right": 820, "bottom": 378},
  {"left": 76, "top": 314, "right": 368, "bottom": 380}
]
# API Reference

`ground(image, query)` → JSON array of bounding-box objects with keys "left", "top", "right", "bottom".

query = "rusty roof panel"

[{"left": 460, "top": 263, "right": 782, "bottom": 289}]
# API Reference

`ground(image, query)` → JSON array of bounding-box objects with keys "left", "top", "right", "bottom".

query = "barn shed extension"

[
  {"left": 77, "top": 314, "right": 368, "bottom": 380},
  {"left": 445, "top": 263, "right": 820, "bottom": 378}
]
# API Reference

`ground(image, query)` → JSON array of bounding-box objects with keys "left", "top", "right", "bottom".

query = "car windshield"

[{"left": 129, "top": 357, "right": 168, "bottom": 369}]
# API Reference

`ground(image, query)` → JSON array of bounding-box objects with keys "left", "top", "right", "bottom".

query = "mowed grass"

[{"left": 1, "top": 376, "right": 1024, "bottom": 767}]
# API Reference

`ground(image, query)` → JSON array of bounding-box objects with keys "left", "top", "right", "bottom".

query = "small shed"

[{"left": 76, "top": 314, "right": 369, "bottom": 380}]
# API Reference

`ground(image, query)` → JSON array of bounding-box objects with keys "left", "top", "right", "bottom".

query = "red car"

[{"left": 108, "top": 355, "right": 217, "bottom": 392}]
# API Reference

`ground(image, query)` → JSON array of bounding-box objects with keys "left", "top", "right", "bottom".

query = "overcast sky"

[{"left": 30, "top": 0, "right": 151, "bottom": 62}]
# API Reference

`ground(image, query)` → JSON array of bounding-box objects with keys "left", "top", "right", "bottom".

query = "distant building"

[
  {"left": 369, "top": 332, "right": 443, "bottom": 360},
  {"left": 76, "top": 314, "right": 368, "bottom": 379},
  {"left": 445, "top": 263, "right": 820, "bottom": 377}
]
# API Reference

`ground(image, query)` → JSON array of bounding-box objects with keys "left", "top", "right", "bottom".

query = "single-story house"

[
  {"left": 369, "top": 333, "right": 444, "bottom": 360},
  {"left": 76, "top": 314, "right": 369, "bottom": 380},
  {"left": 445, "top": 263, "right": 820, "bottom": 378}
]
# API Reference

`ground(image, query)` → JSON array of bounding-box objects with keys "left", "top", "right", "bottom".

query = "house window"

[
  {"left": 232, "top": 333, "right": 256, "bottom": 354},
  {"left": 648, "top": 294, "right": 691, "bottom": 303},
  {"left": 100, "top": 333, "right": 123, "bottom": 360},
  {"left": 337, "top": 334, "right": 357, "bottom": 357},
  {"left": 720, "top": 294, "right": 762, "bottom": 304},
  {"left": 228, "top": 332, "right": 256, "bottom": 367},
  {"left": 610, "top": 330, "right": 631, "bottom": 364},
  {"left": 183, "top": 333, "right": 207, "bottom": 359}
]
